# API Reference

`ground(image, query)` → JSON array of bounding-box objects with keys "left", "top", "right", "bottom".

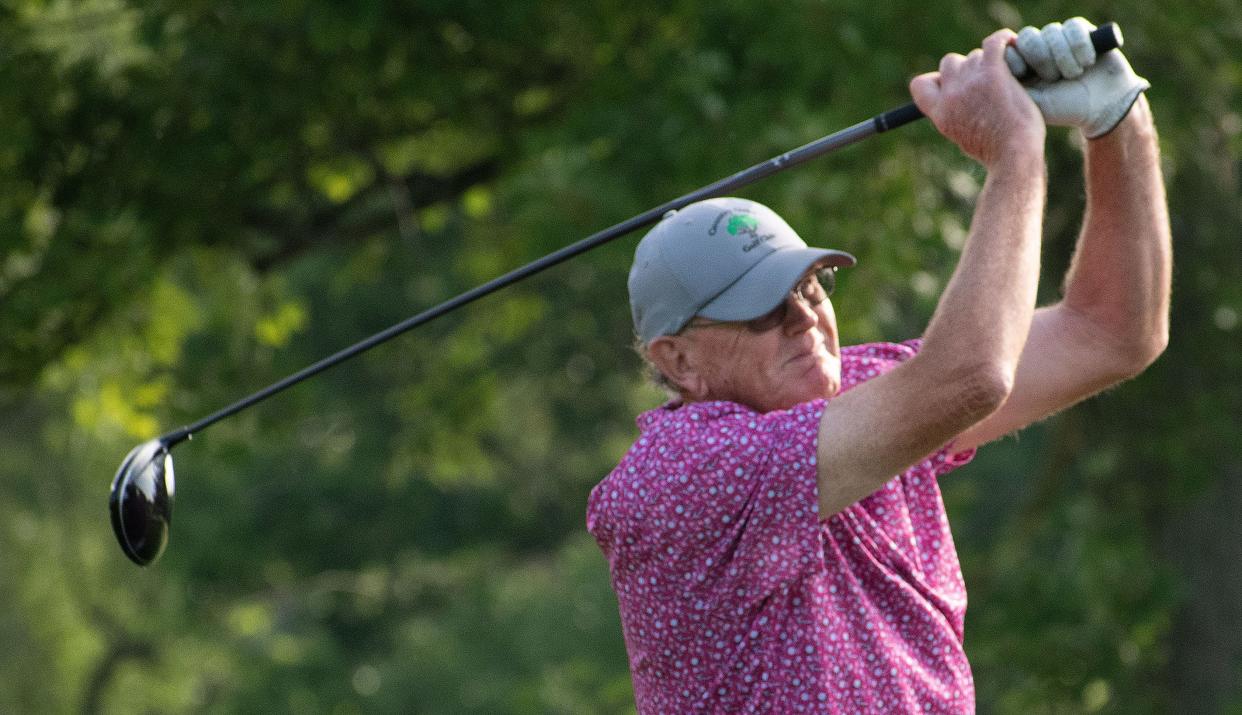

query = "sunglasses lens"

[
  {"left": 695, "top": 267, "right": 839, "bottom": 333},
  {"left": 743, "top": 268, "right": 840, "bottom": 332},
  {"left": 817, "top": 267, "right": 836, "bottom": 296}
]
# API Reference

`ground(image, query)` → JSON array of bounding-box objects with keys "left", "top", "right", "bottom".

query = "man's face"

[{"left": 679, "top": 269, "right": 842, "bottom": 412}]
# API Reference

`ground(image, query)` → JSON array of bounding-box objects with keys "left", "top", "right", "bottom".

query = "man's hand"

[
  {"left": 1007, "top": 18, "right": 1151, "bottom": 138},
  {"left": 909, "top": 30, "right": 1045, "bottom": 167}
]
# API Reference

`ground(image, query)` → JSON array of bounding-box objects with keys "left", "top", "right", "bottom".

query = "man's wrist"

[
  {"left": 1086, "top": 93, "right": 1155, "bottom": 143},
  {"left": 985, "top": 135, "right": 1047, "bottom": 176}
]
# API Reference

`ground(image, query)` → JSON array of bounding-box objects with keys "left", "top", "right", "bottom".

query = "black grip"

[
  {"left": 874, "top": 103, "right": 925, "bottom": 133},
  {"left": 874, "top": 21, "right": 1123, "bottom": 133},
  {"left": 1090, "top": 22, "right": 1123, "bottom": 54}
]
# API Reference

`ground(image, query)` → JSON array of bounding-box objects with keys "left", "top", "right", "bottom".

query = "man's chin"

[
  {"left": 805, "top": 360, "right": 841, "bottom": 398},
  {"left": 765, "top": 376, "right": 840, "bottom": 412},
  {"left": 812, "top": 377, "right": 841, "bottom": 402},
  {"left": 822, "top": 377, "right": 841, "bottom": 399}
]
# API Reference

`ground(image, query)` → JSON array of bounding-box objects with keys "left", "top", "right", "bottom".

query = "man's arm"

[
  {"left": 814, "top": 30, "right": 1046, "bottom": 517},
  {"left": 953, "top": 95, "right": 1171, "bottom": 451}
]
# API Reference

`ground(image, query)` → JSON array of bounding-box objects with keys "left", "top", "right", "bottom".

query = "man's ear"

[{"left": 646, "top": 335, "right": 708, "bottom": 400}]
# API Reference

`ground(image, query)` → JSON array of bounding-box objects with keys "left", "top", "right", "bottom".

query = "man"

[{"left": 587, "top": 18, "right": 1171, "bottom": 714}]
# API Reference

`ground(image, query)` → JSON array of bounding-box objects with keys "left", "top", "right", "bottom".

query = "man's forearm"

[
  {"left": 1062, "top": 95, "right": 1172, "bottom": 364},
  {"left": 920, "top": 147, "right": 1047, "bottom": 380},
  {"left": 812, "top": 31, "right": 1052, "bottom": 515},
  {"left": 812, "top": 146, "right": 1048, "bottom": 515}
]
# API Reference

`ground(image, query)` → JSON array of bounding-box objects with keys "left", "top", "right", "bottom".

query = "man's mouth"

[{"left": 786, "top": 341, "right": 826, "bottom": 366}]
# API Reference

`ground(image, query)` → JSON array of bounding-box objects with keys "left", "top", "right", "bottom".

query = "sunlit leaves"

[
  {"left": 377, "top": 127, "right": 500, "bottom": 178},
  {"left": 461, "top": 185, "right": 493, "bottom": 220},
  {"left": 144, "top": 278, "right": 205, "bottom": 365},
  {"left": 254, "top": 301, "right": 309, "bottom": 348},
  {"left": 0, "top": 196, "right": 58, "bottom": 295},
  {"left": 18, "top": 0, "right": 155, "bottom": 80},
  {"left": 307, "top": 157, "right": 376, "bottom": 204},
  {"left": 70, "top": 380, "right": 161, "bottom": 439}
]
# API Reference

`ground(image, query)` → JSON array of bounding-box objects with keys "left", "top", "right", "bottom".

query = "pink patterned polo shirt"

[{"left": 587, "top": 340, "right": 977, "bottom": 713}]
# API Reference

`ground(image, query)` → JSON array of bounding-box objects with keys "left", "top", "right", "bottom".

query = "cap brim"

[{"left": 697, "top": 247, "right": 855, "bottom": 322}]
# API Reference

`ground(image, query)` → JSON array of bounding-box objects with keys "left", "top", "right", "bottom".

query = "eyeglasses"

[{"left": 687, "top": 267, "right": 837, "bottom": 333}]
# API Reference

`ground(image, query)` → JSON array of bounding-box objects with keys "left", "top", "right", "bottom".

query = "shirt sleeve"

[{"left": 680, "top": 401, "right": 827, "bottom": 618}]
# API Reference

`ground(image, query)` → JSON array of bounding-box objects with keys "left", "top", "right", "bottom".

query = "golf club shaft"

[
  {"left": 160, "top": 116, "right": 888, "bottom": 445},
  {"left": 161, "top": 22, "right": 1123, "bottom": 446}
]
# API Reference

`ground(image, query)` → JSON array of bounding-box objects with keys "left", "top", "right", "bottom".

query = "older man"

[{"left": 588, "top": 19, "right": 1170, "bottom": 714}]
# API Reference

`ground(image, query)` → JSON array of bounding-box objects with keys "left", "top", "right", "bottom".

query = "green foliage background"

[{"left": 0, "top": 1, "right": 1239, "bottom": 712}]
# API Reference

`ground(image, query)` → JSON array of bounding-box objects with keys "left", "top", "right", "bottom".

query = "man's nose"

[{"left": 783, "top": 294, "right": 819, "bottom": 333}]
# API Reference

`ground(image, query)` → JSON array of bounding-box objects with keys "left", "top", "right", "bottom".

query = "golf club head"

[{"left": 109, "top": 439, "right": 175, "bottom": 566}]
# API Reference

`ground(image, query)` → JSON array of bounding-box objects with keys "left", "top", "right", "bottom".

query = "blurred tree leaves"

[{"left": 1, "top": 0, "right": 1240, "bottom": 713}]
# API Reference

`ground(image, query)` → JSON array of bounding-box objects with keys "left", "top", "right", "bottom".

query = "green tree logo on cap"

[{"left": 727, "top": 214, "right": 759, "bottom": 236}]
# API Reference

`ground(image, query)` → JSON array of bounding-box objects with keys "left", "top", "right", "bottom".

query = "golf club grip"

[{"left": 873, "top": 21, "right": 1123, "bottom": 133}]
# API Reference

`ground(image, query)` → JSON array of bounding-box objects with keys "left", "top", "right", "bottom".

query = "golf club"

[{"left": 109, "top": 24, "right": 1123, "bottom": 566}]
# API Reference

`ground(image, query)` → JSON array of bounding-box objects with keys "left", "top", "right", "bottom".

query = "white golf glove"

[{"left": 1004, "top": 17, "right": 1150, "bottom": 139}]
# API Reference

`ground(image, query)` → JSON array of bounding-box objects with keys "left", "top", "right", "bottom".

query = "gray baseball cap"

[{"left": 628, "top": 197, "right": 855, "bottom": 342}]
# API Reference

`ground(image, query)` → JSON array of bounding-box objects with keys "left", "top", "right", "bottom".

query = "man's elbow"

[
  {"left": 946, "top": 361, "right": 1015, "bottom": 427},
  {"left": 1126, "top": 327, "right": 1169, "bottom": 376},
  {"left": 1104, "top": 323, "right": 1169, "bottom": 382},
  {"left": 977, "top": 363, "right": 1017, "bottom": 412},
  {"left": 1065, "top": 302, "right": 1169, "bottom": 381}
]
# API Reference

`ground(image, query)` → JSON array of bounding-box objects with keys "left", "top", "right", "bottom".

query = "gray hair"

[{"left": 631, "top": 334, "right": 682, "bottom": 400}]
